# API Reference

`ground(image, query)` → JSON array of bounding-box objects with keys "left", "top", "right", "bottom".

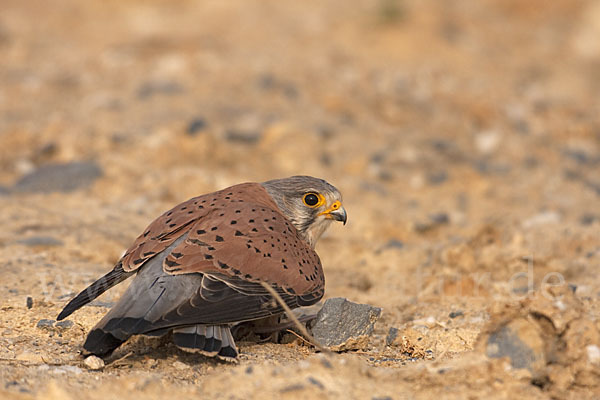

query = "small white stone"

[
  {"left": 475, "top": 130, "right": 501, "bottom": 154},
  {"left": 587, "top": 345, "right": 600, "bottom": 364},
  {"left": 84, "top": 355, "right": 105, "bottom": 370},
  {"left": 522, "top": 211, "right": 560, "bottom": 229},
  {"left": 172, "top": 360, "right": 189, "bottom": 370}
]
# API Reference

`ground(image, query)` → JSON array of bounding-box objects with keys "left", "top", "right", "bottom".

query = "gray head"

[{"left": 261, "top": 175, "right": 347, "bottom": 247}]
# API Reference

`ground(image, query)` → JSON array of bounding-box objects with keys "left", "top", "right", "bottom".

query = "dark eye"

[{"left": 303, "top": 193, "right": 320, "bottom": 207}]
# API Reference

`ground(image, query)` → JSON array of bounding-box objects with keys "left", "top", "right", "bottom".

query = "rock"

[
  {"left": 448, "top": 310, "right": 464, "bottom": 319},
  {"left": 485, "top": 319, "right": 546, "bottom": 373},
  {"left": 414, "top": 213, "right": 449, "bottom": 233},
  {"left": 26, "top": 296, "right": 33, "bottom": 309},
  {"left": 311, "top": 297, "right": 382, "bottom": 351},
  {"left": 383, "top": 239, "right": 404, "bottom": 251},
  {"left": 137, "top": 80, "right": 183, "bottom": 98},
  {"left": 13, "top": 161, "right": 103, "bottom": 193},
  {"left": 186, "top": 117, "right": 207, "bottom": 136},
  {"left": 55, "top": 320, "right": 73, "bottom": 330},
  {"left": 36, "top": 319, "right": 56, "bottom": 329},
  {"left": 474, "top": 130, "right": 501, "bottom": 154},
  {"left": 385, "top": 327, "right": 399, "bottom": 346},
  {"left": 580, "top": 213, "right": 598, "bottom": 225},
  {"left": 522, "top": 211, "right": 560, "bottom": 228},
  {"left": 172, "top": 360, "right": 189, "bottom": 370},
  {"left": 225, "top": 129, "right": 261, "bottom": 144},
  {"left": 18, "top": 236, "right": 64, "bottom": 247},
  {"left": 84, "top": 355, "right": 105, "bottom": 370},
  {"left": 587, "top": 345, "right": 600, "bottom": 364},
  {"left": 426, "top": 171, "right": 448, "bottom": 185}
]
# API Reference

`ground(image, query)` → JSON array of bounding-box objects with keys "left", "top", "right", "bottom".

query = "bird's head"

[{"left": 262, "top": 175, "right": 347, "bottom": 247}]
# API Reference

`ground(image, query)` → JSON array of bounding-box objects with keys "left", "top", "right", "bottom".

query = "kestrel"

[{"left": 57, "top": 176, "right": 346, "bottom": 360}]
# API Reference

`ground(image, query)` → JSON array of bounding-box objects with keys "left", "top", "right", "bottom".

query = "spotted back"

[{"left": 119, "top": 182, "right": 324, "bottom": 296}]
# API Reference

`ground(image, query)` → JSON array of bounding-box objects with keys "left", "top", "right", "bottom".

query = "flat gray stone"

[
  {"left": 311, "top": 297, "right": 382, "bottom": 351},
  {"left": 17, "top": 236, "right": 64, "bottom": 247},
  {"left": 36, "top": 319, "right": 55, "bottom": 329},
  {"left": 13, "top": 161, "right": 102, "bottom": 193}
]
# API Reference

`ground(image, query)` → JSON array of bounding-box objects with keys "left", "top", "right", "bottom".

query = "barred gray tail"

[{"left": 173, "top": 324, "right": 238, "bottom": 359}]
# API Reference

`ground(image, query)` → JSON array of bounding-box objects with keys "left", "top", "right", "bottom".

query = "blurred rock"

[
  {"left": 225, "top": 129, "right": 261, "bottom": 144},
  {"left": 26, "top": 296, "right": 33, "bottom": 309},
  {"left": 579, "top": 213, "right": 597, "bottom": 226},
  {"left": 17, "top": 236, "right": 64, "bottom": 247},
  {"left": 485, "top": 318, "right": 546, "bottom": 372},
  {"left": 55, "top": 320, "right": 73, "bottom": 330},
  {"left": 522, "top": 211, "right": 560, "bottom": 229},
  {"left": 311, "top": 297, "right": 382, "bottom": 352},
  {"left": 186, "top": 117, "right": 207, "bottom": 136},
  {"left": 13, "top": 161, "right": 103, "bottom": 193},
  {"left": 426, "top": 170, "right": 448, "bottom": 185},
  {"left": 587, "top": 345, "right": 600, "bottom": 364},
  {"left": 380, "top": 239, "right": 404, "bottom": 252},
  {"left": 137, "top": 80, "right": 183, "bottom": 99},
  {"left": 36, "top": 319, "right": 55, "bottom": 329},
  {"left": 84, "top": 355, "right": 105, "bottom": 370},
  {"left": 474, "top": 130, "right": 501, "bottom": 154},
  {"left": 385, "top": 327, "right": 398, "bottom": 346},
  {"left": 414, "top": 213, "right": 449, "bottom": 233}
]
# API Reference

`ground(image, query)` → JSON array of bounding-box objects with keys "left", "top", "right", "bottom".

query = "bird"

[{"left": 57, "top": 176, "right": 347, "bottom": 360}]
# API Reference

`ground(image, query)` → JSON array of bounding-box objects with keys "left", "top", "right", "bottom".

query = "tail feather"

[
  {"left": 173, "top": 324, "right": 238, "bottom": 360},
  {"left": 83, "top": 328, "right": 126, "bottom": 357},
  {"left": 57, "top": 264, "right": 132, "bottom": 321}
]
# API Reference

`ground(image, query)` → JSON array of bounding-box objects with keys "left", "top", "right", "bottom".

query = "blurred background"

[{"left": 1, "top": 0, "right": 600, "bottom": 398}]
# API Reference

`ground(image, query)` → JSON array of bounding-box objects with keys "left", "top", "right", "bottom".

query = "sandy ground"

[{"left": 1, "top": 0, "right": 600, "bottom": 398}]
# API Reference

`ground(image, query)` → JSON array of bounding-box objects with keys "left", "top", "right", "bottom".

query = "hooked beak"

[{"left": 319, "top": 200, "right": 347, "bottom": 225}]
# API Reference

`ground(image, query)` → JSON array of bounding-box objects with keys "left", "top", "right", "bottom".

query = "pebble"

[
  {"left": 26, "top": 296, "right": 33, "bottom": 309},
  {"left": 137, "top": 80, "right": 183, "bottom": 99},
  {"left": 522, "top": 211, "right": 561, "bottom": 228},
  {"left": 84, "top": 355, "right": 105, "bottom": 370},
  {"left": 385, "top": 327, "right": 399, "bottom": 346},
  {"left": 225, "top": 129, "right": 261, "bottom": 144},
  {"left": 586, "top": 344, "right": 600, "bottom": 364},
  {"left": 172, "top": 360, "right": 189, "bottom": 370},
  {"left": 186, "top": 117, "right": 207, "bottom": 136},
  {"left": 36, "top": 319, "right": 55, "bottom": 329},
  {"left": 55, "top": 320, "right": 74, "bottom": 329},
  {"left": 475, "top": 130, "right": 501, "bottom": 154}
]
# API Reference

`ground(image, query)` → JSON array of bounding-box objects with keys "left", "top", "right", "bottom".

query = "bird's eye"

[{"left": 303, "top": 192, "right": 322, "bottom": 207}]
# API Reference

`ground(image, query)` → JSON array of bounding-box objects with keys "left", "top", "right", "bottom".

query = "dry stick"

[
  {"left": 259, "top": 281, "right": 332, "bottom": 354},
  {"left": 107, "top": 351, "right": 133, "bottom": 368},
  {"left": 284, "top": 329, "right": 315, "bottom": 347}
]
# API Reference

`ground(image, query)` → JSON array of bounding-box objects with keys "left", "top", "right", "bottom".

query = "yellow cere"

[{"left": 319, "top": 200, "right": 342, "bottom": 217}]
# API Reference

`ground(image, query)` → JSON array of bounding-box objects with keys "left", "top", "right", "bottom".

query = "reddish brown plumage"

[{"left": 120, "top": 182, "right": 324, "bottom": 296}]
